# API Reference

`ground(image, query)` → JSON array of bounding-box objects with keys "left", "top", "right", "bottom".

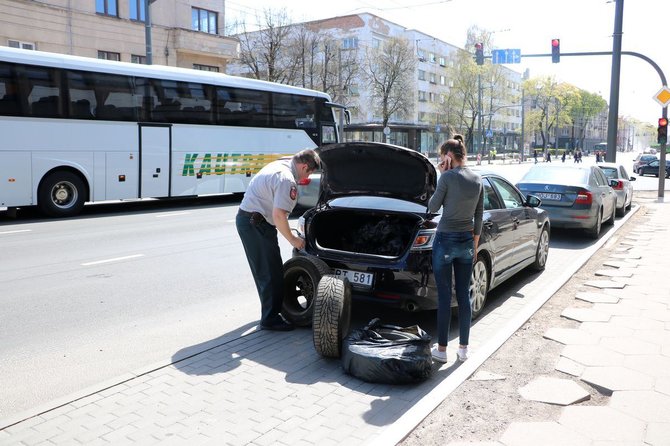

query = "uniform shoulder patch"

[{"left": 290, "top": 185, "right": 297, "bottom": 201}]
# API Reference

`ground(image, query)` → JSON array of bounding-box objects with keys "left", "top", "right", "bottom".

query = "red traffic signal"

[
  {"left": 551, "top": 38, "right": 560, "bottom": 63},
  {"left": 474, "top": 43, "right": 484, "bottom": 65},
  {"left": 659, "top": 117, "right": 668, "bottom": 145}
]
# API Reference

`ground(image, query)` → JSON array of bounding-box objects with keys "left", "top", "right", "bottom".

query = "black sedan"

[
  {"left": 638, "top": 159, "right": 670, "bottom": 178},
  {"left": 282, "top": 142, "right": 550, "bottom": 326}
]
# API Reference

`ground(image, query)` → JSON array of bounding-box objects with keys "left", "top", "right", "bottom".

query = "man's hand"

[{"left": 290, "top": 235, "right": 305, "bottom": 250}]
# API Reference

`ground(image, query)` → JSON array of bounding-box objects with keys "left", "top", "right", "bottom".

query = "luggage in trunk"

[{"left": 310, "top": 209, "right": 421, "bottom": 257}]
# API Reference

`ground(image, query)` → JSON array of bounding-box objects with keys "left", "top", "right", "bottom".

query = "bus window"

[
  {"left": 66, "top": 71, "right": 97, "bottom": 119},
  {"left": 273, "top": 93, "right": 316, "bottom": 130},
  {"left": 151, "top": 79, "right": 213, "bottom": 124},
  {"left": 94, "top": 73, "right": 138, "bottom": 121},
  {"left": 0, "top": 62, "right": 21, "bottom": 115},
  {"left": 24, "top": 66, "right": 62, "bottom": 118},
  {"left": 216, "top": 86, "right": 269, "bottom": 127}
]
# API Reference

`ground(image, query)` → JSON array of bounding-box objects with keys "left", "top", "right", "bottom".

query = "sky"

[{"left": 225, "top": 0, "right": 669, "bottom": 126}]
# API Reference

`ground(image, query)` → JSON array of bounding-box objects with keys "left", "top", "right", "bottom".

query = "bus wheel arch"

[{"left": 37, "top": 168, "right": 89, "bottom": 218}]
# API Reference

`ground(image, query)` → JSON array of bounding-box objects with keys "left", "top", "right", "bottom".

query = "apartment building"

[
  {"left": 228, "top": 13, "right": 523, "bottom": 156},
  {"left": 0, "top": 0, "right": 237, "bottom": 70}
]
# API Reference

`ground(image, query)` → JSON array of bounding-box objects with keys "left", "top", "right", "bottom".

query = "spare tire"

[
  {"left": 312, "top": 275, "right": 352, "bottom": 358},
  {"left": 282, "top": 256, "right": 331, "bottom": 326}
]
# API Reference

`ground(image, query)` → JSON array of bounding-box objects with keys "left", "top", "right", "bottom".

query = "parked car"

[
  {"left": 638, "top": 159, "right": 670, "bottom": 178},
  {"left": 282, "top": 142, "right": 550, "bottom": 328},
  {"left": 516, "top": 164, "right": 617, "bottom": 239},
  {"left": 597, "top": 162, "right": 635, "bottom": 216},
  {"left": 632, "top": 153, "right": 658, "bottom": 174}
]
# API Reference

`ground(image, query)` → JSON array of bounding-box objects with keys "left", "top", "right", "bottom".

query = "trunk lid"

[{"left": 318, "top": 142, "right": 437, "bottom": 207}]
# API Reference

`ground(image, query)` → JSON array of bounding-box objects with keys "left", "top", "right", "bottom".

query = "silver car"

[
  {"left": 597, "top": 162, "right": 635, "bottom": 216},
  {"left": 516, "top": 164, "right": 618, "bottom": 239},
  {"left": 296, "top": 171, "right": 321, "bottom": 209}
]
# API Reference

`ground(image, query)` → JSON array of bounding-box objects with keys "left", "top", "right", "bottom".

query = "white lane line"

[
  {"left": 81, "top": 254, "right": 145, "bottom": 266},
  {"left": 0, "top": 229, "right": 32, "bottom": 235},
  {"left": 155, "top": 212, "right": 190, "bottom": 218}
]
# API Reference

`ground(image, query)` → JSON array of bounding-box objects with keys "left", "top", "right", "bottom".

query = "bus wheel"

[{"left": 38, "top": 171, "right": 87, "bottom": 218}]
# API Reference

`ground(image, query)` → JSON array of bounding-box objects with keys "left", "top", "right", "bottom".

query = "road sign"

[
  {"left": 486, "top": 129, "right": 493, "bottom": 138},
  {"left": 491, "top": 49, "right": 521, "bottom": 64},
  {"left": 654, "top": 86, "right": 670, "bottom": 107}
]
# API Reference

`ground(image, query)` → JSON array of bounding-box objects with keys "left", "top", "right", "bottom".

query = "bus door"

[{"left": 139, "top": 124, "right": 171, "bottom": 198}]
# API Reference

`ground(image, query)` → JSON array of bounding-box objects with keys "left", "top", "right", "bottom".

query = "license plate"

[
  {"left": 333, "top": 268, "right": 374, "bottom": 289},
  {"left": 536, "top": 192, "right": 561, "bottom": 201}
]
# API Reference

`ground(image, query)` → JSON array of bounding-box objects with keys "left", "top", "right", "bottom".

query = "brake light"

[
  {"left": 575, "top": 190, "right": 593, "bottom": 205},
  {"left": 611, "top": 180, "right": 623, "bottom": 190},
  {"left": 413, "top": 235, "right": 431, "bottom": 247},
  {"left": 297, "top": 178, "right": 311, "bottom": 186}
]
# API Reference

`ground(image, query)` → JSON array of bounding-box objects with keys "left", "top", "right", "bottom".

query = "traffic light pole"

[{"left": 521, "top": 49, "right": 668, "bottom": 198}]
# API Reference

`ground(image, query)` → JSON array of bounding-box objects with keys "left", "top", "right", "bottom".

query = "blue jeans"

[{"left": 432, "top": 231, "right": 474, "bottom": 347}]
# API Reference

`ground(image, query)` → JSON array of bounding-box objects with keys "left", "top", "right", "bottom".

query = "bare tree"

[
  {"left": 363, "top": 37, "right": 416, "bottom": 142},
  {"left": 235, "top": 8, "right": 293, "bottom": 82}
]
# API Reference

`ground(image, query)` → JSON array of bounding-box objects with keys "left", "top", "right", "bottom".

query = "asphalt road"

[{"left": 0, "top": 150, "right": 661, "bottom": 418}]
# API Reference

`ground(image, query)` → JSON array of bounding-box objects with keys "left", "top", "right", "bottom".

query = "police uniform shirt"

[{"left": 239, "top": 158, "right": 298, "bottom": 226}]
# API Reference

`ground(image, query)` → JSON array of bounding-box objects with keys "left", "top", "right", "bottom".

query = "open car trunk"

[{"left": 310, "top": 209, "right": 423, "bottom": 258}]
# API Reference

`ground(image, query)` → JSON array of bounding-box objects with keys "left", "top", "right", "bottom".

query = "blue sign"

[
  {"left": 486, "top": 129, "right": 493, "bottom": 138},
  {"left": 491, "top": 49, "right": 521, "bottom": 64}
]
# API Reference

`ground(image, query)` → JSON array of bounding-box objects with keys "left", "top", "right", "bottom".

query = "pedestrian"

[
  {"left": 533, "top": 150, "right": 538, "bottom": 164},
  {"left": 476, "top": 152, "right": 481, "bottom": 165},
  {"left": 561, "top": 151, "right": 566, "bottom": 163},
  {"left": 427, "top": 134, "right": 484, "bottom": 363},
  {"left": 546, "top": 151, "right": 552, "bottom": 162},
  {"left": 236, "top": 149, "right": 321, "bottom": 331}
]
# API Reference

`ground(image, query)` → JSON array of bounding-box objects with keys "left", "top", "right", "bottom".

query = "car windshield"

[{"left": 521, "top": 166, "right": 589, "bottom": 184}]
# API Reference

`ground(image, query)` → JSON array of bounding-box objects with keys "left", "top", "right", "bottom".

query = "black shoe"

[{"left": 260, "top": 319, "right": 295, "bottom": 331}]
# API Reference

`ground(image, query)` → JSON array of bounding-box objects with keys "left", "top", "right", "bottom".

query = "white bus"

[{"left": 0, "top": 47, "right": 346, "bottom": 217}]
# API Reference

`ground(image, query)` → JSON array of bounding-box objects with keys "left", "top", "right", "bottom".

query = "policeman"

[{"left": 236, "top": 149, "right": 321, "bottom": 331}]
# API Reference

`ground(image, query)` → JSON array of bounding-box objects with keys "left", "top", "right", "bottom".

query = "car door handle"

[{"left": 483, "top": 221, "right": 494, "bottom": 229}]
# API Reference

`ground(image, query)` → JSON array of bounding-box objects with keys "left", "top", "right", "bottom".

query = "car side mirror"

[
  {"left": 526, "top": 195, "right": 542, "bottom": 207},
  {"left": 630, "top": 176, "right": 636, "bottom": 181}
]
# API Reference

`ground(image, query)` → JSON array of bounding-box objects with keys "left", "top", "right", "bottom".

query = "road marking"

[
  {"left": 81, "top": 254, "right": 145, "bottom": 266},
  {"left": 155, "top": 212, "right": 190, "bottom": 218},
  {"left": 0, "top": 229, "right": 32, "bottom": 235}
]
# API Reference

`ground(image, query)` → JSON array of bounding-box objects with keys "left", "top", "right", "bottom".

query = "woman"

[{"left": 428, "top": 135, "right": 484, "bottom": 363}]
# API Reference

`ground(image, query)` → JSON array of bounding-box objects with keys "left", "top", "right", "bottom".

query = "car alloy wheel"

[{"left": 469, "top": 257, "right": 489, "bottom": 320}]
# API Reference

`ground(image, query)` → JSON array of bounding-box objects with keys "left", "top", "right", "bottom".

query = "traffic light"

[
  {"left": 475, "top": 43, "right": 484, "bottom": 66},
  {"left": 551, "top": 38, "right": 560, "bottom": 63},
  {"left": 659, "top": 117, "right": 668, "bottom": 145}
]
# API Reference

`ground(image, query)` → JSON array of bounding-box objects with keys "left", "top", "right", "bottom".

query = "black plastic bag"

[{"left": 341, "top": 318, "right": 433, "bottom": 384}]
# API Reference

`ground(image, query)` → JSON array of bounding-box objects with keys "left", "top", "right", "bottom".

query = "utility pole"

[
  {"left": 606, "top": 0, "right": 624, "bottom": 162},
  {"left": 144, "top": 0, "right": 158, "bottom": 64}
]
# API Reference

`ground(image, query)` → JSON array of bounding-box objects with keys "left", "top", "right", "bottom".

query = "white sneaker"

[
  {"left": 457, "top": 347, "right": 468, "bottom": 362},
  {"left": 431, "top": 344, "right": 447, "bottom": 363}
]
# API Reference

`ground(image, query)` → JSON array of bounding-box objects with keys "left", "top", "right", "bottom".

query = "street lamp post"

[{"left": 144, "top": 0, "right": 158, "bottom": 64}]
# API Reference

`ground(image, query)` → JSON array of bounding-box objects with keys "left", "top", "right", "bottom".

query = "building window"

[
  {"left": 371, "top": 38, "right": 381, "bottom": 49},
  {"left": 98, "top": 50, "right": 120, "bottom": 61},
  {"left": 429, "top": 73, "right": 436, "bottom": 84},
  {"left": 429, "top": 52, "right": 436, "bottom": 63},
  {"left": 342, "top": 37, "right": 358, "bottom": 50},
  {"left": 129, "top": 0, "right": 145, "bottom": 21},
  {"left": 418, "top": 90, "right": 427, "bottom": 102},
  {"left": 429, "top": 92, "right": 436, "bottom": 102},
  {"left": 96, "top": 0, "right": 118, "bottom": 17},
  {"left": 417, "top": 50, "right": 426, "bottom": 62},
  {"left": 191, "top": 7, "right": 217, "bottom": 34},
  {"left": 346, "top": 84, "right": 360, "bottom": 96},
  {"left": 131, "top": 54, "right": 147, "bottom": 64},
  {"left": 8, "top": 40, "right": 36, "bottom": 50},
  {"left": 193, "top": 64, "right": 219, "bottom": 72},
  {"left": 440, "top": 75, "right": 446, "bottom": 86},
  {"left": 418, "top": 70, "right": 426, "bottom": 81},
  {"left": 439, "top": 56, "right": 446, "bottom": 66}
]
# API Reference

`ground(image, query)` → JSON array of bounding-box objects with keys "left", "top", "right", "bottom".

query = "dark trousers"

[{"left": 236, "top": 211, "right": 284, "bottom": 325}]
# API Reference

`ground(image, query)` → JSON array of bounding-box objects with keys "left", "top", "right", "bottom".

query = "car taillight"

[
  {"left": 611, "top": 180, "right": 623, "bottom": 190},
  {"left": 297, "top": 178, "right": 311, "bottom": 186},
  {"left": 575, "top": 190, "right": 593, "bottom": 205},
  {"left": 412, "top": 231, "right": 434, "bottom": 249}
]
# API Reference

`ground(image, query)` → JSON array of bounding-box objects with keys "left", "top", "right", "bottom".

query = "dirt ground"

[{"left": 399, "top": 194, "right": 656, "bottom": 445}]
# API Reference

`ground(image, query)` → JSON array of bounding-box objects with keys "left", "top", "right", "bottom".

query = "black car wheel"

[
  {"left": 616, "top": 197, "right": 627, "bottom": 217},
  {"left": 531, "top": 226, "right": 550, "bottom": 271},
  {"left": 312, "top": 275, "right": 352, "bottom": 358},
  {"left": 38, "top": 171, "right": 87, "bottom": 218},
  {"left": 469, "top": 257, "right": 489, "bottom": 320},
  {"left": 587, "top": 208, "right": 602, "bottom": 239},
  {"left": 282, "top": 256, "right": 331, "bottom": 326}
]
